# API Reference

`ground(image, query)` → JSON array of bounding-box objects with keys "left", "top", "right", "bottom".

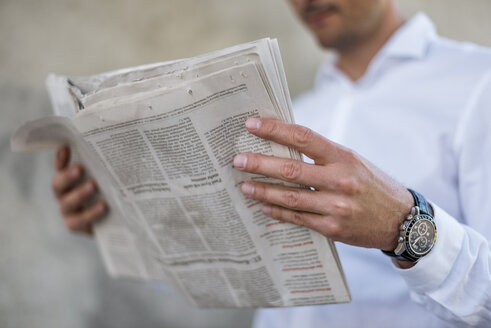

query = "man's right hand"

[{"left": 51, "top": 145, "right": 108, "bottom": 235}]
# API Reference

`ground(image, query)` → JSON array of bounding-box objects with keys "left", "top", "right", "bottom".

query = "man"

[{"left": 51, "top": 0, "right": 491, "bottom": 326}]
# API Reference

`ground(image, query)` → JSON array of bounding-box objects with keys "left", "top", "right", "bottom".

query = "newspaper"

[{"left": 11, "top": 38, "right": 350, "bottom": 308}]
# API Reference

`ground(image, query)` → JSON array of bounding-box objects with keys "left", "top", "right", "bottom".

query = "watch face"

[{"left": 407, "top": 216, "right": 436, "bottom": 256}]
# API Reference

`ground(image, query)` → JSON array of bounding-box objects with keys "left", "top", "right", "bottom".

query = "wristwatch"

[{"left": 382, "top": 189, "right": 437, "bottom": 262}]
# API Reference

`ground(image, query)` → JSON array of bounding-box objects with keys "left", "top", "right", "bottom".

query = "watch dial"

[{"left": 408, "top": 216, "right": 436, "bottom": 256}]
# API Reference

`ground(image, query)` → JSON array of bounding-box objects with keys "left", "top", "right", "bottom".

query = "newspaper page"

[{"left": 11, "top": 39, "right": 350, "bottom": 308}]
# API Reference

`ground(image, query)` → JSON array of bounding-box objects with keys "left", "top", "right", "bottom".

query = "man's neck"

[{"left": 336, "top": 9, "right": 404, "bottom": 82}]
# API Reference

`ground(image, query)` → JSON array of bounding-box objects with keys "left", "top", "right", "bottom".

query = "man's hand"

[
  {"left": 233, "top": 118, "right": 414, "bottom": 251},
  {"left": 51, "top": 146, "right": 107, "bottom": 235}
]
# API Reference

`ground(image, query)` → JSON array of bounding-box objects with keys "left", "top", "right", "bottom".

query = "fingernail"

[
  {"left": 70, "top": 167, "right": 81, "bottom": 178},
  {"left": 85, "top": 181, "right": 95, "bottom": 193},
  {"left": 262, "top": 204, "right": 271, "bottom": 215},
  {"left": 241, "top": 182, "right": 254, "bottom": 195},
  {"left": 97, "top": 202, "right": 107, "bottom": 214},
  {"left": 245, "top": 118, "right": 261, "bottom": 130},
  {"left": 234, "top": 154, "right": 247, "bottom": 168},
  {"left": 58, "top": 148, "right": 66, "bottom": 161}
]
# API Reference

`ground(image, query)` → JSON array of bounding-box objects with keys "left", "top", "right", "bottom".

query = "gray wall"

[{"left": 1, "top": 1, "right": 490, "bottom": 327}]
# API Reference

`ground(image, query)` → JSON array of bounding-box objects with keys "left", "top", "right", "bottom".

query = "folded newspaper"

[{"left": 11, "top": 38, "right": 350, "bottom": 308}]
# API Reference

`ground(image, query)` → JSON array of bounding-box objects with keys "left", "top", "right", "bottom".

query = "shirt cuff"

[{"left": 391, "top": 203, "right": 465, "bottom": 294}]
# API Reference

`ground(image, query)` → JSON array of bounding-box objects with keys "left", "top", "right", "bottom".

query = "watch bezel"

[{"left": 404, "top": 214, "right": 437, "bottom": 258}]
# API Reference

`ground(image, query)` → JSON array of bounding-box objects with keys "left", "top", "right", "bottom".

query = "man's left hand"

[{"left": 233, "top": 118, "right": 414, "bottom": 252}]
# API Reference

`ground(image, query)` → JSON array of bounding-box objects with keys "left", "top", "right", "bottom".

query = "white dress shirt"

[{"left": 254, "top": 13, "right": 491, "bottom": 328}]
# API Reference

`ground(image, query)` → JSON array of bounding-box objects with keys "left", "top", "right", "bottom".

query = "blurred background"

[{"left": 1, "top": 0, "right": 490, "bottom": 327}]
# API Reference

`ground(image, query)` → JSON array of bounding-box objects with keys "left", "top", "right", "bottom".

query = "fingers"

[
  {"left": 234, "top": 153, "right": 327, "bottom": 188},
  {"left": 51, "top": 164, "right": 84, "bottom": 197},
  {"left": 64, "top": 201, "right": 107, "bottom": 233},
  {"left": 51, "top": 146, "right": 107, "bottom": 235},
  {"left": 56, "top": 176, "right": 108, "bottom": 234},
  {"left": 261, "top": 204, "right": 341, "bottom": 240},
  {"left": 244, "top": 118, "right": 341, "bottom": 164},
  {"left": 240, "top": 180, "right": 353, "bottom": 240},
  {"left": 241, "top": 181, "right": 325, "bottom": 214},
  {"left": 59, "top": 180, "right": 97, "bottom": 214},
  {"left": 54, "top": 145, "right": 70, "bottom": 171}
]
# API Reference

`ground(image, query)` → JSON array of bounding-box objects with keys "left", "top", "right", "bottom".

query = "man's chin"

[
  {"left": 315, "top": 35, "right": 340, "bottom": 50},
  {"left": 315, "top": 32, "right": 356, "bottom": 52},
  {"left": 309, "top": 26, "right": 343, "bottom": 50}
]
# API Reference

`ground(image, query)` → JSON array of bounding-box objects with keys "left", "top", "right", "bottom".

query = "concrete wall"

[{"left": 1, "top": 1, "right": 490, "bottom": 327}]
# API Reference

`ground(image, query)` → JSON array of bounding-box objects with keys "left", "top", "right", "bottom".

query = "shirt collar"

[
  {"left": 380, "top": 12, "right": 437, "bottom": 60},
  {"left": 315, "top": 12, "right": 437, "bottom": 86}
]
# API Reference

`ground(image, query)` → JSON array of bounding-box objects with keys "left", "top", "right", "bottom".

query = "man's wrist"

[
  {"left": 382, "top": 188, "right": 414, "bottom": 252},
  {"left": 396, "top": 259, "right": 416, "bottom": 269}
]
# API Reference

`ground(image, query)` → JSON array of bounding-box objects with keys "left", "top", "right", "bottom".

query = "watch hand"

[{"left": 412, "top": 236, "right": 422, "bottom": 248}]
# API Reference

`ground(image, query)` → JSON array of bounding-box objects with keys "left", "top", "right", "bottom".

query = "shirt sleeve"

[{"left": 393, "top": 72, "right": 491, "bottom": 327}]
